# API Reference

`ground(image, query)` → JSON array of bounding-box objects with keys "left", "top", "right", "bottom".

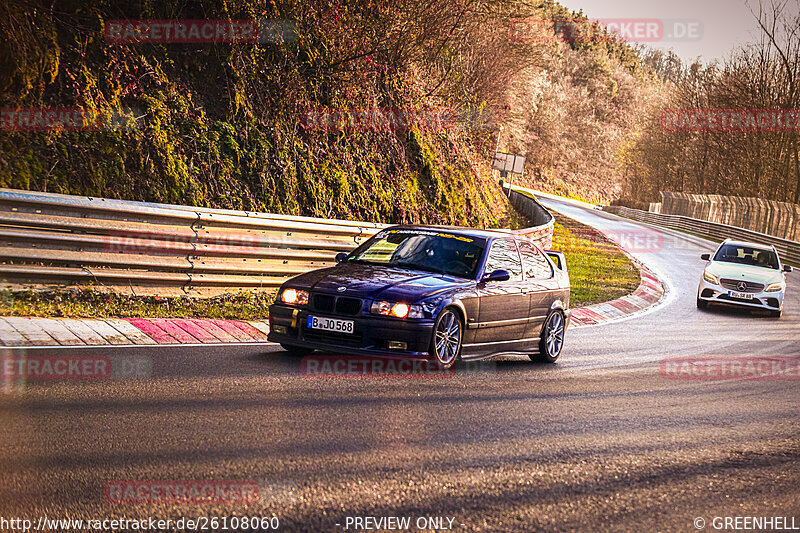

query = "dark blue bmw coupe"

[{"left": 268, "top": 226, "right": 571, "bottom": 368}]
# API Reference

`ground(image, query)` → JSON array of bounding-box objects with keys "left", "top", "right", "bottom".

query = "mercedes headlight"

[{"left": 703, "top": 270, "right": 720, "bottom": 285}]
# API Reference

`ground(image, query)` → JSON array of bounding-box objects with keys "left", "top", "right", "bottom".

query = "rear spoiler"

[{"left": 545, "top": 251, "right": 567, "bottom": 271}]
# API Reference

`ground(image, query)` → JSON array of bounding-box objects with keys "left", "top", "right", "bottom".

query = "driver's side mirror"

[
  {"left": 784, "top": 264, "right": 793, "bottom": 273},
  {"left": 335, "top": 252, "right": 348, "bottom": 263},
  {"left": 700, "top": 253, "right": 711, "bottom": 261},
  {"left": 481, "top": 269, "right": 510, "bottom": 283}
]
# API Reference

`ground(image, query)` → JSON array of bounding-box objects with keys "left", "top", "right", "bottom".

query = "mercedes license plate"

[{"left": 728, "top": 291, "right": 754, "bottom": 300}]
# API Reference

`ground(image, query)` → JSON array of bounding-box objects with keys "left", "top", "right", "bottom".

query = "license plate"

[
  {"left": 307, "top": 315, "right": 354, "bottom": 334},
  {"left": 728, "top": 290, "right": 754, "bottom": 300}
]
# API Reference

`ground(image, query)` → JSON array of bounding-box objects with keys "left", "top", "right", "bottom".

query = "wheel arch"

[
  {"left": 549, "top": 299, "right": 568, "bottom": 313},
  {"left": 445, "top": 300, "right": 468, "bottom": 324}
]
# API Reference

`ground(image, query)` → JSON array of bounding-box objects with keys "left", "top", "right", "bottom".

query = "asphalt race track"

[{"left": 1, "top": 199, "right": 799, "bottom": 532}]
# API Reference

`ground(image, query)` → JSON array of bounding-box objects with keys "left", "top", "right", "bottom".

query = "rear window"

[{"left": 518, "top": 240, "right": 553, "bottom": 279}]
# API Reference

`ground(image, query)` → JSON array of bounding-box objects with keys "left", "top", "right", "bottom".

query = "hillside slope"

[
  {"left": 1, "top": 0, "right": 662, "bottom": 216},
  {"left": 1, "top": 0, "right": 520, "bottom": 226}
]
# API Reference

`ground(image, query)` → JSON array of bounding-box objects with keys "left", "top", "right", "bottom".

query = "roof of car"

[
  {"left": 721, "top": 238, "right": 776, "bottom": 251},
  {"left": 387, "top": 225, "right": 517, "bottom": 239}
]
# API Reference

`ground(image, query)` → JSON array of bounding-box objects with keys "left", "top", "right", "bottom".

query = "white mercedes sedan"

[{"left": 697, "top": 239, "right": 792, "bottom": 318}]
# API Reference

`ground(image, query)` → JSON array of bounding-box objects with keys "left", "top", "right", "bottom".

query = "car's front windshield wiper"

[{"left": 391, "top": 261, "right": 444, "bottom": 275}]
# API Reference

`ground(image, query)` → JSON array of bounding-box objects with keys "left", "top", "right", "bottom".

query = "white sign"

[{"left": 492, "top": 152, "right": 525, "bottom": 174}]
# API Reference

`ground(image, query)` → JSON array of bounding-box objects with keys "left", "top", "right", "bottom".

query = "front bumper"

[
  {"left": 697, "top": 279, "right": 784, "bottom": 311},
  {"left": 267, "top": 304, "right": 435, "bottom": 357}
]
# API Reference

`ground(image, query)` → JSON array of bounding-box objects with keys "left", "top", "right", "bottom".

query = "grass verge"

[
  {"left": 552, "top": 217, "right": 641, "bottom": 307},
  {"left": 0, "top": 289, "right": 273, "bottom": 319}
]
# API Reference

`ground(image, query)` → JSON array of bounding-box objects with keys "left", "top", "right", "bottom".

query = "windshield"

[
  {"left": 347, "top": 229, "right": 486, "bottom": 278},
  {"left": 713, "top": 244, "right": 779, "bottom": 270}
]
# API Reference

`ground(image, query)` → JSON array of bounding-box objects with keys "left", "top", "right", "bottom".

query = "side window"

[
  {"left": 518, "top": 240, "right": 553, "bottom": 279},
  {"left": 484, "top": 239, "right": 523, "bottom": 281}
]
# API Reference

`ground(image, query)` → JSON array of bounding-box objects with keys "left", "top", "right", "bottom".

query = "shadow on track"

[{"left": 695, "top": 304, "right": 781, "bottom": 319}]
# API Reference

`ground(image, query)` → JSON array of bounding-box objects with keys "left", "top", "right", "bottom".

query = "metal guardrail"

[
  {"left": 0, "top": 187, "right": 555, "bottom": 296},
  {"left": 603, "top": 205, "right": 800, "bottom": 265},
  {"left": 0, "top": 188, "right": 387, "bottom": 296}
]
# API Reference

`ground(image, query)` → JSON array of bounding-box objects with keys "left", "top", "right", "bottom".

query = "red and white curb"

[
  {"left": 0, "top": 262, "right": 666, "bottom": 346},
  {"left": 0, "top": 317, "right": 270, "bottom": 347},
  {"left": 569, "top": 260, "right": 666, "bottom": 328}
]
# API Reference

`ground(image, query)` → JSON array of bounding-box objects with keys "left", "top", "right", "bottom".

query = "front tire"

[
  {"left": 696, "top": 297, "right": 708, "bottom": 309},
  {"left": 531, "top": 310, "right": 565, "bottom": 363},
  {"left": 430, "top": 308, "right": 462, "bottom": 369},
  {"left": 770, "top": 309, "right": 782, "bottom": 318}
]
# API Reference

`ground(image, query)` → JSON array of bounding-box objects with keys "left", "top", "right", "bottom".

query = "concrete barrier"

[
  {"left": 606, "top": 205, "right": 800, "bottom": 265},
  {"left": 659, "top": 192, "right": 800, "bottom": 241},
  {"left": 500, "top": 181, "right": 555, "bottom": 249}
]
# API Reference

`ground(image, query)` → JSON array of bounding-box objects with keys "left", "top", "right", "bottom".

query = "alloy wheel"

[
  {"left": 544, "top": 311, "right": 565, "bottom": 358},
  {"left": 434, "top": 310, "right": 461, "bottom": 366}
]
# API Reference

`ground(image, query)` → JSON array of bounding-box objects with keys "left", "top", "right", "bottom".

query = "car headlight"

[
  {"left": 280, "top": 288, "right": 309, "bottom": 305},
  {"left": 765, "top": 282, "right": 785, "bottom": 292},
  {"left": 370, "top": 301, "right": 424, "bottom": 319},
  {"left": 703, "top": 270, "right": 720, "bottom": 285}
]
